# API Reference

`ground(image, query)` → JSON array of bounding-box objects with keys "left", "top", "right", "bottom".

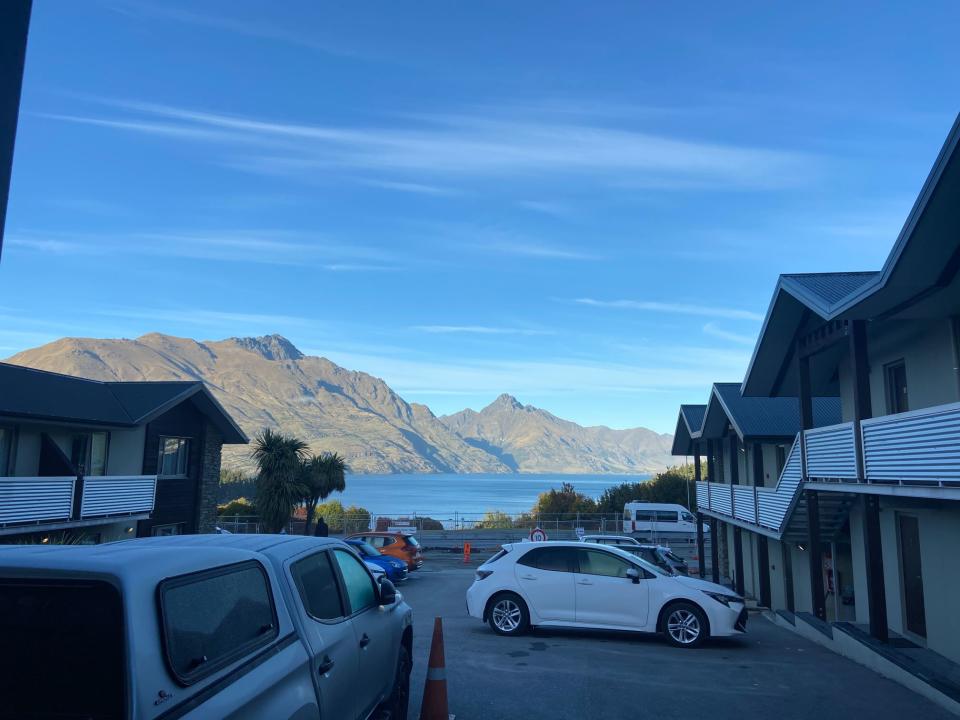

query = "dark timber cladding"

[{"left": 0, "top": 1, "right": 31, "bottom": 262}]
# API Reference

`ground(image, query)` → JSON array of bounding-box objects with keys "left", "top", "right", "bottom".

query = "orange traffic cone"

[
  {"left": 419, "top": 617, "right": 451, "bottom": 720},
  {"left": 463, "top": 542, "right": 471, "bottom": 564}
]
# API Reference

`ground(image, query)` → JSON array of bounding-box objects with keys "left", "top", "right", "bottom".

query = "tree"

[
  {"left": 476, "top": 510, "right": 514, "bottom": 529},
  {"left": 251, "top": 428, "right": 308, "bottom": 533},
  {"left": 595, "top": 465, "right": 698, "bottom": 513},
  {"left": 301, "top": 452, "right": 347, "bottom": 535},
  {"left": 532, "top": 482, "right": 597, "bottom": 519},
  {"left": 217, "top": 497, "right": 256, "bottom": 516}
]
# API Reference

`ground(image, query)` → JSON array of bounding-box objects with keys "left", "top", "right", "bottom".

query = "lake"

[{"left": 327, "top": 472, "right": 650, "bottom": 522}]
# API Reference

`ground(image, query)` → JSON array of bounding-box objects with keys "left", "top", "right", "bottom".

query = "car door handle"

[
  {"left": 359, "top": 633, "right": 371, "bottom": 649},
  {"left": 577, "top": 579, "right": 593, "bottom": 585},
  {"left": 317, "top": 655, "right": 335, "bottom": 675},
  {"left": 519, "top": 574, "right": 537, "bottom": 580}
]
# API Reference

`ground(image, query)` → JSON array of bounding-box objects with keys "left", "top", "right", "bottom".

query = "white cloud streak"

[
  {"left": 702, "top": 322, "right": 757, "bottom": 345},
  {"left": 42, "top": 98, "right": 815, "bottom": 190},
  {"left": 412, "top": 325, "right": 554, "bottom": 336},
  {"left": 574, "top": 297, "right": 764, "bottom": 321}
]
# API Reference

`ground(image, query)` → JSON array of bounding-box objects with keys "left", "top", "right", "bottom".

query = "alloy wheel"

[
  {"left": 666, "top": 608, "right": 701, "bottom": 645},
  {"left": 491, "top": 598, "right": 522, "bottom": 633}
]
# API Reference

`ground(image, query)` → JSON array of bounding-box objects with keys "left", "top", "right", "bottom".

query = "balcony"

[
  {"left": 0, "top": 475, "right": 157, "bottom": 530},
  {"left": 696, "top": 401, "right": 960, "bottom": 536}
]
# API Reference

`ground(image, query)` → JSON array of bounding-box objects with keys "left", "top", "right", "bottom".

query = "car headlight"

[{"left": 702, "top": 591, "right": 741, "bottom": 607}]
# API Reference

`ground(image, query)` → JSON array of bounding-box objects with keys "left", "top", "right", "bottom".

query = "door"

[
  {"left": 332, "top": 548, "right": 396, "bottom": 718},
  {"left": 289, "top": 550, "right": 362, "bottom": 720},
  {"left": 898, "top": 515, "right": 927, "bottom": 637},
  {"left": 575, "top": 548, "right": 650, "bottom": 629},
  {"left": 514, "top": 546, "right": 576, "bottom": 622},
  {"left": 885, "top": 361, "right": 909, "bottom": 414}
]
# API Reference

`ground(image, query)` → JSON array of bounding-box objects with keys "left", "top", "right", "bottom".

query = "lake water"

[{"left": 328, "top": 473, "right": 650, "bottom": 522}]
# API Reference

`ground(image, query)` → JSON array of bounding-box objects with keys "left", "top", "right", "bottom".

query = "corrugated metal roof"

[
  {"left": 710, "top": 382, "right": 842, "bottom": 439},
  {"left": 0, "top": 363, "right": 246, "bottom": 442},
  {"left": 679, "top": 404, "right": 706, "bottom": 434},
  {"left": 781, "top": 272, "right": 880, "bottom": 307}
]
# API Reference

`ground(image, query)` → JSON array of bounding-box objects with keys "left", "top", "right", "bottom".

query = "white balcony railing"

[
  {"left": 696, "top": 401, "right": 960, "bottom": 535},
  {"left": 80, "top": 475, "right": 158, "bottom": 518},
  {"left": 0, "top": 475, "right": 157, "bottom": 528},
  {"left": 0, "top": 477, "right": 75, "bottom": 526}
]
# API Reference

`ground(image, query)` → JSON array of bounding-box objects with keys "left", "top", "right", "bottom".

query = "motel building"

[
  {"left": 0, "top": 363, "right": 247, "bottom": 543},
  {"left": 676, "top": 115, "right": 960, "bottom": 667}
]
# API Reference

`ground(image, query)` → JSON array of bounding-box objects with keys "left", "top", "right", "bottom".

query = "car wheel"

[
  {"left": 382, "top": 645, "right": 411, "bottom": 720},
  {"left": 487, "top": 593, "right": 529, "bottom": 636},
  {"left": 662, "top": 602, "right": 708, "bottom": 648}
]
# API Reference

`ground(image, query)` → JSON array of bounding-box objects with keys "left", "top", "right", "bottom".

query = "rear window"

[
  {"left": 517, "top": 546, "right": 575, "bottom": 572},
  {"left": 159, "top": 561, "right": 278, "bottom": 685},
  {"left": 0, "top": 579, "right": 125, "bottom": 719},
  {"left": 487, "top": 547, "right": 510, "bottom": 563},
  {"left": 403, "top": 535, "right": 420, "bottom": 547}
]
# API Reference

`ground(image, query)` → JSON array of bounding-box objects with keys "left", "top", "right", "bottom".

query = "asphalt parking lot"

[{"left": 401, "top": 553, "right": 954, "bottom": 720}]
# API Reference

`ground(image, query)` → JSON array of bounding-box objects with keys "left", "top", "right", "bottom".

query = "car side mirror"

[
  {"left": 378, "top": 576, "right": 398, "bottom": 605},
  {"left": 625, "top": 568, "right": 641, "bottom": 584}
]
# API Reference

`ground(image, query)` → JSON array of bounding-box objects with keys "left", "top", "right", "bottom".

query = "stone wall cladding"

[{"left": 196, "top": 421, "right": 224, "bottom": 534}]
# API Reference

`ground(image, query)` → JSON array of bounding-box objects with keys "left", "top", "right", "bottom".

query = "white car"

[{"left": 465, "top": 541, "right": 745, "bottom": 648}]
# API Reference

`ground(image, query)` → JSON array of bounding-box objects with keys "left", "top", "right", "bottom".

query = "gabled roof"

[
  {"left": 670, "top": 404, "right": 706, "bottom": 455},
  {"left": 0, "top": 363, "right": 247, "bottom": 443},
  {"left": 700, "top": 383, "right": 842, "bottom": 441},
  {"left": 744, "top": 112, "right": 960, "bottom": 396}
]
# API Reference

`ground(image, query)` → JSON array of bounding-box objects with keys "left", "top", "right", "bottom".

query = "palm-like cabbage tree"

[
  {"left": 251, "top": 428, "right": 308, "bottom": 533},
  {"left": 302, "top": 452, "right": 347, "bottom": 535}
]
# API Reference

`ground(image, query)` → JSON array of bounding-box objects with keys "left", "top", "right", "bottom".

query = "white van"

[{"left": 622, "top": 502, "right": 706, "bottom": 535}]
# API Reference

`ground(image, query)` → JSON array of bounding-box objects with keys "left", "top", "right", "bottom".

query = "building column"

[
  {"left": 696, "top": 512, "right": 706, "bottom": 579},
  {"left": 728, "top": 433, "right": 745, "bottom": 595},
  {"left": 806, "top": 489, "right": 827, "bottom": 620},
  {"left": 862, "top": 494, "right": 889, "bottom": 641},
  {"left": 706, "top": 439, "right": 715, "bottom": 483},
  {"left": 710, "top": 515, "right": 720, "bottom": 584},
  {"left": 757, "top": 534, "right": 772, "bottom": 608},
  {"left": 782, "top": 540, "right": 795, "bottom": 612}
]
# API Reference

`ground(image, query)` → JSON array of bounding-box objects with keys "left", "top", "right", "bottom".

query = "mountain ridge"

[{"left": 5, "top": 333, "right": 674, "bottom": 475}]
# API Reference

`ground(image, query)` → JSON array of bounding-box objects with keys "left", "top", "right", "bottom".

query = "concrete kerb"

[{"left": 763, "top": 611, "right": 960, "bottom": 717}]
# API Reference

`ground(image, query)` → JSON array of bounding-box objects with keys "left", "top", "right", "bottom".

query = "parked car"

[
  {"left": 348, "top": 531, "right": 424, "bottom": 571},
  {"left": 580, "top": 535, "right": 688, "bottom": 575},
  {"left": 348, "top": 538, "right": 410, "bottom": 582},
  {"left": 0, "top": 535, "right": 413, "bottom": 720},
  {"left": 466, "top": 541, "right": 745, "bottom": 648}
]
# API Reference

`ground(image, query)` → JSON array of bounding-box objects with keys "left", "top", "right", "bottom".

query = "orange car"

[{"left": 347, "top": 531, "right": 423, "bottom": 570}]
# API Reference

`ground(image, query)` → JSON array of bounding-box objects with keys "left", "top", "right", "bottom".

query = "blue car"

[{"left": 346, "top": 539, "right": 409, "bottom": 582}]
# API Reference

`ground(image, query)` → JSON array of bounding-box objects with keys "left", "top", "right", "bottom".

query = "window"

[
  {"left": 655, "top": 511, "right": 679, "bottom": 523},
  {"left": 332, "top": 549, "right": 378, "bottom": 614},
  {"left": 681, "top": 512, "right": 695, "bottom": 524},
  {"left": 635, "top": 510, "right": 656, "bottom": 522},
  {"left": 292, "top": 551, "right": 345, "bottom": 621},
  {"left": 152, "top": 523, "right": 184, "bottom": 537},
  {"left": 0, "top": 579, "right": 125, "bottom": 719},
  {"left": 623, "top": 508, "right": 631, "bottom": 521},
  {"left": 577, "top": 549, "right": 633, "bottom": 578},
  {"left": 69, "top": 431, "right": 109, "bottom": 475},
  {"left": 159, "top": 436, "right": 190, "bottom": 476},
  {"left": 159, "top": 561, "right": 278, "bottom": 685},
  {"left": 0, "top": 426, "right": 13, "bottom": 475},
  {"left": 517, "top": 546, "right": 576, "bottom": 572},
  {"left": 885, "top": 361, "right": 909, "bottom": 414}
]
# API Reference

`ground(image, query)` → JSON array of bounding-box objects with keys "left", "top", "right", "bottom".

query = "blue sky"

[{"left": 2, "top": 1, "right": 959, "bottom": 433}]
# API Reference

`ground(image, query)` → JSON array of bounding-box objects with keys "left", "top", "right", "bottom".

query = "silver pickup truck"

[{"left": 0, "top": 535, "right": 413, "bottom": 720}]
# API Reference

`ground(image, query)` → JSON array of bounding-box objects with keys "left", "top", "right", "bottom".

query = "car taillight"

[{"left": 475, "top": 570, "right": 493, "bottom": 581}]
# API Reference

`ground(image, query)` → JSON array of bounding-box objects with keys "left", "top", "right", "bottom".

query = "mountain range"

[{"left": 5, "top": 333, "right": 674, "bottom": 475}]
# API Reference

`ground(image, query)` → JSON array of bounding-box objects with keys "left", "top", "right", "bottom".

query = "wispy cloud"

[
  {"left": 483, "top": 241, "right": 599, "bottom": 261},
  {"left": 574, "top": 297, "right": 764, "bottom": 321},
  {"left": 702, "top": 322, "right": 757, "bottom": 345},
  {"left": 104, "top": 1, "right": 364, "bottom": 58},
  {"left": 7, "top": 229, "right": 398, "bottom": 269},
  {"left": 42, "top": 98, "right": 816, "bottom": 191},
  {"left": 358, "top": 179, "right": 461, "bottom": 196},
  {"left": 517, "top": 200, "right": 572, "bottom": 217},
  {"left": 92, "top": 306, "right": 311, "bottom": 328},
  {"left": 412, "top": 325, "right": 554, "bottom": 336}
]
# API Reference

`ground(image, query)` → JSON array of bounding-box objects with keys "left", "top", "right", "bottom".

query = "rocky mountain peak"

[
  {"left": 225, "top": 334, "right": 304, "bottom": 361},
  {"left": 488, "top": 393, "right": 524, "bottom": 412}
]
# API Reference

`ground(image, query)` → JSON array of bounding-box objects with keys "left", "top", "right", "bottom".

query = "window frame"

[
  {"left": 329, "top": 548, "right": 380, "bottom": 617},
  {"left": 290, "top": 550, "right": 347, "bottom": 624},
  {"left": 884, "top": 360, "right": 909, "bottom": 415},
  {"left": 158, "top": 436, "right": 191, "bottom": 478},
  {"left": 156, "top": 559, "right": 279, "bottom": 686}
]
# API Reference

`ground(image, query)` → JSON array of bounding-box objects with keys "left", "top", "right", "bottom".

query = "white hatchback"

[{"left": 466, "top": 541, "right": 746, "bottom": 648}]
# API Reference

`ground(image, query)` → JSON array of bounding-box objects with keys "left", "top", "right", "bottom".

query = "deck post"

[
  {"left": 710, "top": 515, "right": 720, "bottom": 584},
  {"left": 806, "top": 489, "right": 827, "bottom": 620},
  {"left": 696, "top": 512, "right": 706, "bottom": 579},
  {"left": 782, "top": 540, "right": 795, "bottom": 612},
  {"left": 757, "top": 534, "right": 772, "bottom": 608},
  {"left": 862, "top": 494, "right": 889, "bottom": 641}
]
